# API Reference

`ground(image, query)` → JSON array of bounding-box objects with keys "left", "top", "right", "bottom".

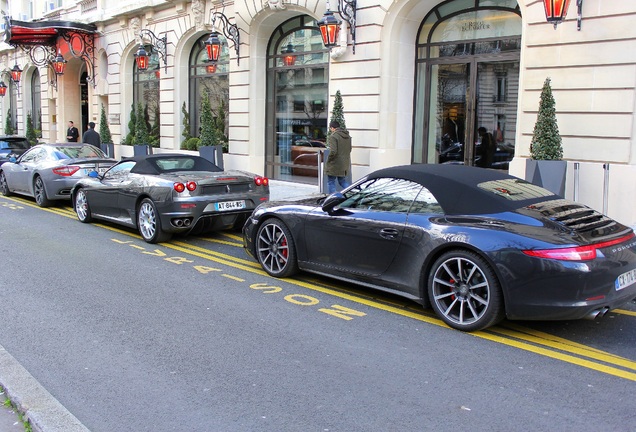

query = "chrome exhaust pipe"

[
  {"left": 584, "top": 307, "right": 609, "bottom": 320},
  {"left": 183, "top": 218, "right": 192, "bottom": 227},
  {"left": 173, "top": 219, "right": 184, "bottom": 227}
]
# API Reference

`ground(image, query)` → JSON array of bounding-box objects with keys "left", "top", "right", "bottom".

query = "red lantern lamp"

[
  {"left": 317, "top": 10, "right": 341, "bottom": 48},
  {"left": 281, "top": 43, "right": 296, "bottom": 67},
  {"left": 0, "top": 81, "right": 6, "bottom": 97},
  {"left": 52, "top": 50, "right": 67, "bottom": 75},
  {"left": 135, "top": 45, "right": 149, "bottom": 71},
  {"left": 205, "top": 32, "right": 222, "bottom": 63},
  {"left": 206, "top": 63, "right": 217, "bottom": 74},
  {"left": 10, "top": 64, "right": 22, "bottom": 83},
  {"left": 543, "top": 0, "right": 572, "bottom": 27}
]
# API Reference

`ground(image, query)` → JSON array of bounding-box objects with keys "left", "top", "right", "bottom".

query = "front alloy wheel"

[
  {"left": 255, "top": 219, "right": 298, "bottom": 278},
  {"left": 428, "top": 250, "right": 504, "bottom": 331},
  {"left": 137, "top": 198, "right": 171, "bottom": 243},
  {"left": 74, "top": 189, "right": 92, "bottom": 223}
]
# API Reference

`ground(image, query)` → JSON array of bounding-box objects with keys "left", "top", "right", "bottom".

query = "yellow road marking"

[{"left": 5, "top": 195, "right": 636, "bottom": 380}]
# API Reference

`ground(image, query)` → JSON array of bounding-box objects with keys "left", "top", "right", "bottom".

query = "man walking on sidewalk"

[{"left": 325, "top": 120, "right": 352, "bottom": 193}]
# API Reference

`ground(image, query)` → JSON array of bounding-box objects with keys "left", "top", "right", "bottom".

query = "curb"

[{"left": 0, "top": 345, "right": 90, "bottom": 432}]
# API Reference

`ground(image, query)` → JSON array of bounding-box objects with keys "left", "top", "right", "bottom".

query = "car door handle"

[{"left": 380, "top": 228, "right": 399, "bottom": 239}]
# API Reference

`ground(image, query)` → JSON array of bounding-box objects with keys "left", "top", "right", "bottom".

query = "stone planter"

[{"left": 525, "top": 159, "right": 567, "bottom": 197}]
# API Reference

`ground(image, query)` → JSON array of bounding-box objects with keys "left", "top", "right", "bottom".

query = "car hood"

[{"left": 157, "top": 170, "right": 257, "bottom": 183}]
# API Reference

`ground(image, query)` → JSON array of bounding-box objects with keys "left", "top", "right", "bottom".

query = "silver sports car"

[
  {"left": 0, "top": 143, "right": 116, "bottom": 206},
  {"left": 71, "top": 153, "right": 270, "bottom": 243}
]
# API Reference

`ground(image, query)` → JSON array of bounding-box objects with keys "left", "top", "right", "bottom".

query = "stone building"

[{"left": 1, "top": 0, "right": 635, "bottom": 227}]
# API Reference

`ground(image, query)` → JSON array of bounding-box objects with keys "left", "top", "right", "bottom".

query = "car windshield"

[
  {"left": 52, "top": 145, "right": 105, "bottom": 160},
  {"left": 0, "top": 139, "right": 29, "bottom": 150}
]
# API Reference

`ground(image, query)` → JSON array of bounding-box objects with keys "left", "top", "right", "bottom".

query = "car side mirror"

[
  {"left": 88, "top": 170, "right": 100, "bottom": 178},
  {"left": 9, "top": 156, "right": 16, "bottom": 163},
  {"left": 322, "top": 192, "right": 346, "bottom": 213}
]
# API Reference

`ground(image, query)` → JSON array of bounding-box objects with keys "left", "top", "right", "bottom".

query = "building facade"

[{"left": 1, "top": 0, "right": 635, "bottom": 227}]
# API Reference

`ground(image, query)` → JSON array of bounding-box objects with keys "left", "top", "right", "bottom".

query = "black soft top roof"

[
  {"left": 125, "top": 154, "right": 222, "bottom": 175},
  {"left": 367, "top": 164, "right": 558, "bottom": 215}
]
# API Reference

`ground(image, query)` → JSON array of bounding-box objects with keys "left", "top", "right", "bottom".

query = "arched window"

[
  {"left": 188, "top": 34, "right": 230, "bottom": 144},
  {"left": 133, "top": 44, "right": 160, "bottom": 146},
  {"left": 266, "top": 15, "right": 329, "bottom": 181},
  {"left": 414, "top": 0, "right": 521, "bottom": 168}
]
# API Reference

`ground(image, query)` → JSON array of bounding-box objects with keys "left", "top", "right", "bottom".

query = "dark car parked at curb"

[
  {"left": 0, "top": 136, "right": 30, "bottom": 165},
  {"left": 71, "top": 154, "right": 270, "bottom": 243},
  {"left": 243, "top": 164, "right": 636, "bottom": 331},
  {"left": 0, "top": 143, "right": 116, "bottom": 207}
]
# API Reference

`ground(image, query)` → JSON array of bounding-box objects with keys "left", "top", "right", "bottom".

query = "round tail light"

[
  {"left": 173, "top": 182, "right": 186, "bottom": 193},
  {"left": 186, "top": 181, "right": 197, "bottom": 191}
]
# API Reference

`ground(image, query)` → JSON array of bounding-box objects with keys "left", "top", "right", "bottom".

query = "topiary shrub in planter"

[{"left": 526, "top": 77, "right": 567, "bottom": 196}]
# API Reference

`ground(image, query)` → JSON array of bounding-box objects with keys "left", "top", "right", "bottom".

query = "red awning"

[{"left": 3, "top": 18, "right": 97, "bottom": 47}]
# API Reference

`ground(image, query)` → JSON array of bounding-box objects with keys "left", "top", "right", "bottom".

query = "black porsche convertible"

[
  {"left": 243, "top": 164, "right": 636, "bottom": 331},
  {"left": 72, "top": 154, "right": 269, "bottom": 243}
]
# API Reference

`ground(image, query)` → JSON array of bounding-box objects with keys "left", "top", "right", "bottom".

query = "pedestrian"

[
  {"left": 477, "top": 126, "right": 496, "bottom": 168},
  {"left": 66, "top": 121, "right": 79, "bottom": 142},
  {"left": 82, "top": 121, "right": 101, "bottom": 147},
  {"left": 325, "top": 120, "right": 352, "bottom": 194}
]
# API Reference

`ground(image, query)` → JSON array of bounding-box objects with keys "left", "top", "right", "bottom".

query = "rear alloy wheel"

[
  {"left": 255, "top": 219, "right": 298, "bottom": 278},
  {"left": 33, "top": 176, "right": 52, "bottom": 207},
  {"left": 428, "top": 250, "right": 504, "bottom": 332},
  {"left": 137, "top": 198, "right": 171, "bottom": 244},
  {"left": 0, "top": 172, "right": 11, "bottom": 196},
  {"left": 74, "top": 189, "right": 92, "bottom": 223}
]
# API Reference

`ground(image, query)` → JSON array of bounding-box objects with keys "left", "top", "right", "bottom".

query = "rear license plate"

[
  {"left": 215, "top": 200, "right": 245, "bottom": 211},
  {"left": 615, "top": 268, "right": 636, "bottom": 291}
]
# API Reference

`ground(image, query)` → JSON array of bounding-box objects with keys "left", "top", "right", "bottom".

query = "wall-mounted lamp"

[
  {"left": 0, "top": 81, "right": 7, "bottom": 97},
  {"left": 544, "top": 0, "right": 583, "bottom": 30},
  {"left": 135, "top": 29, "right": 167, "bottom": 73},
  {"left": 10, "top": 63, "right": 21, "bottom": 96},
  {"left": 317, "top": 0, "right": 357, "bottom": 53},
  {"left": 207, "top": 11, "right": 240, "bottom": 66},
  {"left": 281, "top": 43, "right": 296, "bottom": 67},
  {"left": 52, "top": 50, "right": 67, "bottom": 75}
]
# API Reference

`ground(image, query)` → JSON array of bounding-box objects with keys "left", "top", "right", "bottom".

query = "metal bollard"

[
  {"left": 603, "top": 163, "right": 609, "bottom": 215},
  {"left": 573, "top": 162, "right": 579, "bottom": 202}
]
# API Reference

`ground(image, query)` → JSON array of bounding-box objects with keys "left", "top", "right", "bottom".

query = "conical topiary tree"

[
  {"left": 329, "top": 90, "right": 347, "bottom": 131},
  {"left": 4, "top": 109, "right": 14, "bottom": 135},
  {"left": 26, "top": 111, "right": 37, "bottom": 145},
  {"left": 124, "top": 104, "right": 136, "bottom": 145},
  {"left": 99, "top": 104, "right": 113, "bottom": 144},
  {"left": 530, "top": 78, "right": 563, "bottom": 160},
  {"left": 199, "top": 93, "right": 221, "bottom": 148},
  {"left": 181, "top": 102, "right": 191, "bottom": 143},
  {"left": 134, "top": 102, "right": 149, "bottom": 145}
]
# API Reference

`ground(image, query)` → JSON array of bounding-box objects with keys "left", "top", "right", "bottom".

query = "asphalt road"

[{"left": 0, "top": 193, "right": 635, "bottom": 431}]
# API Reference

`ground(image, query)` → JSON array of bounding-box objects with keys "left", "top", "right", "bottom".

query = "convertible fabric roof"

[
  {"left": 367, "top": 164, "right": 558, "bottom": 215},
  {"left": 127, "top": 154, "right": 222, "bottom": 175}
]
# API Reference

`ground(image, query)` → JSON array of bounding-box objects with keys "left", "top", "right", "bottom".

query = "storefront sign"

[{"left": 462, "top": 21, "right": 491, "bottom": 32}]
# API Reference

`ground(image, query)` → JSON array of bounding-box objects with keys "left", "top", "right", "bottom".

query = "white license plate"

[
  {"left": 615, "top": 268, "right": 636, "bottom": 291},
  {"left": 215, "top": 200, "right": 246, "bottom": 211}
]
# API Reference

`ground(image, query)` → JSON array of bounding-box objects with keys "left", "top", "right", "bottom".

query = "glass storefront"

[
  {"left": 414, "top": 1, "right": 521, "bottom": 169},
  {"left": 266, "top": 15, "right": 329, "bottom": 182}
]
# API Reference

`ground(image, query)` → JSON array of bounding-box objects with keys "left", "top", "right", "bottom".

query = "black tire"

[
  {"left": 255, "top": 219, "right": 298, "bottom": 278},
  {"left": 0, "top": 171, "right": 11, "bottom": 196},
  {"left": 428, "top": 249, "right": 504, "bottom": 332},
  {"left": 137, "top": 198, "right": 171, "bottom": 244},
  {"left": 74, "top": 188, "right": 93, "bottom": 223},
  {"left": 33, "top": 176, "right": 52, "bottom": 207}
]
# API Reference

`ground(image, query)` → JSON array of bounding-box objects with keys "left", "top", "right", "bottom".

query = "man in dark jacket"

[
  {"left": 82, "top": 122, "right": 101, "bottom": 147},
  {"left": 325, "top": 120, "right": 352, "bottom": 193},
  {"left": 66, "top": 121, "right": 79, "bottom": 142}
]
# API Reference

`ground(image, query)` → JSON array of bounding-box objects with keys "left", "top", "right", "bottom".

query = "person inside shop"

[
  {"left": 477, "top": 126, "right": 496, "bottom": 168},
  {"left": 82, "top": 122, "right": 101, "bottom": 147},
  {"left": 66, "top": 121, "right": 79, "bottom": 142}
]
